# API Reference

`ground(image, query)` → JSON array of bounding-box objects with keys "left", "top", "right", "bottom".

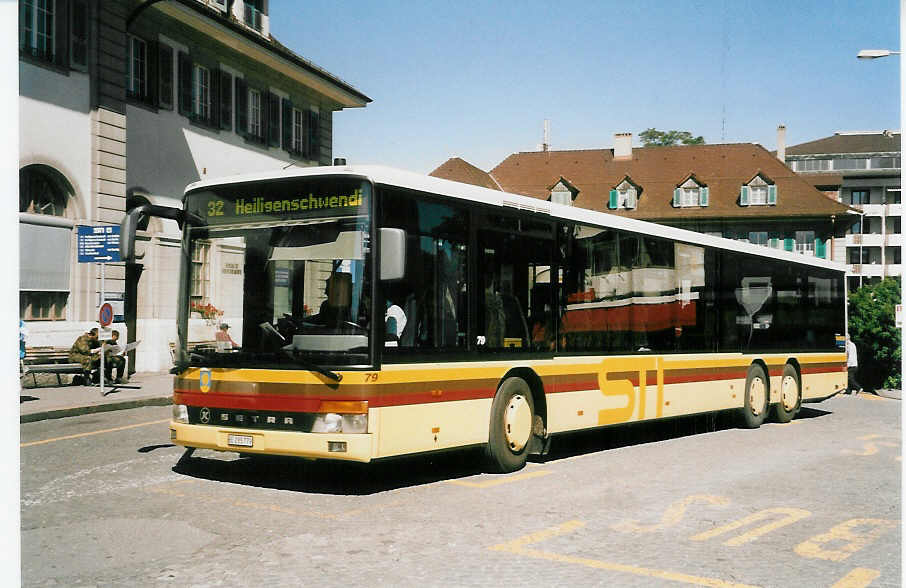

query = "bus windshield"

[{"left": 182, "top": 178, "right": 372, "bottom": 368}]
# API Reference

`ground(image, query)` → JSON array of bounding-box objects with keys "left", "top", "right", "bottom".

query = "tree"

[
  {"left": 848, "top": 277, "right": 901, "bottom": 390},
  {"left": 639, "top": 128, "right": 705, "bottom": 147}
]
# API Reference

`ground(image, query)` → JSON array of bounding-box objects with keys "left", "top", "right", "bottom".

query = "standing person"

[
  {"left": 69, "top": 328, "right": 100, "bottom": 384},
  {"left": 846, "top": 334, "right": 863, "bottom": 395},
  {"left": 104, "top": 329, "right": 127, "bottom": 383},
  {"left": 215, "top": 323, "right": 238, "bottom": 351}
]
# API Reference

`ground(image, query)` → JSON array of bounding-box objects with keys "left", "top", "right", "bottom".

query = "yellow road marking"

[
  {"left": 450, "top": 469, "right": 553, "bottom": 488},
  {"left": 612, "top": 494, "right": 730, "bottom": 534},
  {"left": 490, "top": 521, "right": 758, "bottom": 588},
  {"left": 831, "top": 568, "right": 881, "bottom": 588},
  {"left": 21, "top": 419, "right": 170, "bottom": 447},
  {"left": 690, "top": 508, "right": 811, "bottom": 546},
  {"left": 795, "top": 518, "right": 897, "bottom": 561}
]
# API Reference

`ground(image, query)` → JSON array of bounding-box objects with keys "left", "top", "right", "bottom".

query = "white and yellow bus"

[{"left": 121, "top": 165, "right": 847, "bottom": 472}]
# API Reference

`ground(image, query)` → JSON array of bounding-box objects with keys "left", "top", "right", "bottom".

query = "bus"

[{"left": 120, "top": 164, "right": 848, "bottom": 473}]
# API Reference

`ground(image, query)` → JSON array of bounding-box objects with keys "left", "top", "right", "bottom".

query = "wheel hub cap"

[
  {"left": 749, "top": 377, "right": 766, "bottom": 416},
  {"left": 781, "top": 375, "right": 797, "bottom": 411},
  {"left": 504, "top": 394, "right": 532, "bottom": 452}
]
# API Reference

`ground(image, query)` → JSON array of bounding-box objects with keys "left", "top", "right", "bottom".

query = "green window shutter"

[
  {"left": 281, "top": 98, "right": 293, "bottom": 151},
  {"left": 177, "top": 51, "right": 192, "bottom": 116},
  {"left": 608, "top": 189, "right": 618, "bottom": 209},
  {"left": 220, "top": 70, "right": 233, "bottom": 130},
  {"left": 784, "top": 238, "right": 794, "bottom": 252},
  {"left": 740, "top": 186, "right": 749, "bottom": 206},
  {"left": 700, "top": 187, "right": 709, "bottom": 207},
  {"left": 673, "top": 188, "right": 681, "bottom": 207},
  {"left": 768, "top": 185, "right": 777, "bottom": 205},
  {"left": 235, "top": 77, "right": 247, "bottom": 134},
  {"left": 815, "top": 237, "right": 826, "bottom": 258}
]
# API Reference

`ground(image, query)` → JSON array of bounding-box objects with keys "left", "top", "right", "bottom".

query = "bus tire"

[
  {"left": 485, "top": 377, "right": 535, "bottom": 473},
  {"left": 740, "top": 364, "right": 769, "bottom": 429},
  {"left": 773, "top": 364, "right": 801, "bottom": 423}
]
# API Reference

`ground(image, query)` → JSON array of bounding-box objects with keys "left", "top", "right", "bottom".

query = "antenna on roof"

[{"left": 542, "top": 119, "right": 550, "bottom": 152}]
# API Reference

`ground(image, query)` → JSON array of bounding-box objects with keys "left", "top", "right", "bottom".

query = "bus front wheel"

[
  {"left": 773, "top": 364, "right": 801, "bottom": 423},
  {"left": 485, "top": 377, "right": 534, "bottom": 473},
  {"left": 740, "top": 364, "right": 769, "bottom": 429}
]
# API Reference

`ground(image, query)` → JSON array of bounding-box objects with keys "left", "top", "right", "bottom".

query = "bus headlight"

[
  {"left": 311, "top": 412, "right": 368, "bottom": 434},
  {"left": 173, "top": 404, "right": 189, "bottom": 424}
]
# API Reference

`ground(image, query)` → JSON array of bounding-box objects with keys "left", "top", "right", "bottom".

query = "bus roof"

[{"left": 184, "top": 164, "right": 847, "bottom": 273}]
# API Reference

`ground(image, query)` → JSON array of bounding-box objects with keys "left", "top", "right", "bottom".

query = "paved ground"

[{"left": 19, "top": 371, "right": 174, "bottom": 422}]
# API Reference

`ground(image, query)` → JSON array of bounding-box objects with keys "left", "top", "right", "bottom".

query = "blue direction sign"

[{"left": 77, "top": 225, "right": 121, "bottom": 263}]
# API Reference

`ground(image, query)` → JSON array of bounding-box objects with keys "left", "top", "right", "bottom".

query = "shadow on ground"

[{"left": 168, "top": 407, "right": 834, "bottom": 495}]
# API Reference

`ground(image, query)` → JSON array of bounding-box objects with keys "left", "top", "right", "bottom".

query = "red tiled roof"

[
  {"left": 429, "top": 158, "right": 502, "bottom": 191},
  {"left": 476, "top": 143, "right": 855, "bottom": 221}
]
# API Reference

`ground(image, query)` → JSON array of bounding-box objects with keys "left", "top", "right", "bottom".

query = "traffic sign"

[
  {"left": 99, "top": 303, "right": 114, "bottom": 327},
  {"left": 77, "top": 225, "right": 121, "bottom": 263}
]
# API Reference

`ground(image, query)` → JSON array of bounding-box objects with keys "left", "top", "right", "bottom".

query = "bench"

[{"left": 21, "top": 346, "right": 89, "bottom": 387}]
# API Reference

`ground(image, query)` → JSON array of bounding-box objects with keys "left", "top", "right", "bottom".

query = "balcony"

[
  {"left": 885, "top": 264, "right": 902, "bottom": 277},
  {"left": 888, "top": 204, "right": 902, "bottom": 216},
  {"left": 861, "top": 204, "right": 886, "bottom": 216},
  {"left": 849, "top": 263, "right": 886, "bottom": 277},
  {"left": 886, "top": 234, "right": 903, "bottom": 247}
]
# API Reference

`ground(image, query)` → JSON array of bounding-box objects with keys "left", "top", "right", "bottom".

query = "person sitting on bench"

[
  {"left": 69, "top": 328, "right": 100, "bottom": 384},
  {"left": 104, "top": 329, "right": 127, "bottom": 384}
]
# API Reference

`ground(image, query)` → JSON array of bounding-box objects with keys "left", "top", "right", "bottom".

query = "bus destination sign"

[{"left": 190, "top": 186, "right": 369, "bottom": 225}]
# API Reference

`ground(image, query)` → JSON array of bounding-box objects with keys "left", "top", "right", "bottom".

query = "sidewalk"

[{"left": 20, "top": 371, "right": 174, "bottom": 423}]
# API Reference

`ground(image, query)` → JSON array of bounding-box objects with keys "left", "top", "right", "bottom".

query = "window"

[
  {"left": 794, "top": 159, "right": 830, "bottom": 172},
  {"left": 850, "top": 190, "right": 869, "bottom": 205},
  {"left": 741, "top": 176, "right": 776, "bottom": 206},
  {"left": 20, "top": 0, "right": 55, "bottom": 62},
  {"left": 158, "top": 44, "right": 173, "bottom": 109},
  {"left": 20, "top": 292, "right": 68, "bottom": 321},
  {"left": 291, "top": 107, "right": 303, "bottom": 154},
  {"left": 190, "top": 241, "right": 211, "bottom": 304},
  {"left": 127, "top": 36, "right": 147, "bottom": 100},
  {"left": 748, "top": 232, "right": 768, "bottom": 246},
  {"left": 795, "top": 231, "right": 815, "bottom": 255},
  {"left": 609, "top": 179, "right": 638, "bottom": 209},
  {"left": 870, "top": 157, "right": 899, "bottom": 169},
  {"left": 192, "top": 64, "right": 211, "bottom": 122},
  {"left": 244, "top": 0, "right": 264, "bottom": 31},
  {"left": 673, "top": 179, "right": 708, "bottom": 207},
  {"left": 70, "top": 1, "right": 87, "bottom": 70},
  {"left": 886, "top": 190, "right": 901, "bottom": 204},
  {"left": 248, "top": 88, "right": 262, "bottom": 139},
  {"left": 550, "top": 181, "right": 574, "bottom": 206},
  {"left": 379, "top": 191, "right": 470, "bottom": 352},
  {"left": 834, "top": 158, "right": 868, "bottom": 170}
]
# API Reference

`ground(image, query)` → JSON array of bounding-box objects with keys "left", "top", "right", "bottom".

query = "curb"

[{"left": 20, "top": 396, "right": 173, "bottom": 423}]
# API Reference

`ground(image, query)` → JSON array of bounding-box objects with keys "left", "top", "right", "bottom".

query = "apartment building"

[
  {"left": 432, "top": 133, "right": 854, "bottom": 258},
  {"left": 19, "top": 0, "right": 370, "bottom": 371},
  {"left": 783, "top": 131, "right": 901, "bottom": 291}
]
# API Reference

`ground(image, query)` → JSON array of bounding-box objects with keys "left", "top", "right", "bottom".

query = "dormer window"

[
  {"left": 548, "top": 178, "right": 578, "bottom": 206},
  {"left": 672, "top": 177, "right": 709, "bottom": 207},
  {"left": 608, "top": 177, "right": 641, "bottom": 209},
  {"left": 740, "top": 175, "right": 776, "bottom": 206}
]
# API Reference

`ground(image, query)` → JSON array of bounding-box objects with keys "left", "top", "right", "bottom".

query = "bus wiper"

[
  {"left": 258, "top": 322, "right": 342, "bottom": 382},
  {"left": 281, "top": 349, "right": 343, "bottom": 382}
]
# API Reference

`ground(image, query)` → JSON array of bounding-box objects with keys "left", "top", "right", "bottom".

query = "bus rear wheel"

[
  {"left": 773, "top": 364, "right": 801, "bottom": 423},
  {"left": 740, "top": 364, "right": 769, "bottom": 429},
  {"left": 485, "top": 377, "right": 534, "bottom": 473}
]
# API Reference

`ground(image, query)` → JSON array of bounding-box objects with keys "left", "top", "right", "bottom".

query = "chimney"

[
  {"left": 614, "top": 132, "right": 632, "bottom": 160},
  {"left": 776, "top": 125, "right": 786, "bottom": 161}
]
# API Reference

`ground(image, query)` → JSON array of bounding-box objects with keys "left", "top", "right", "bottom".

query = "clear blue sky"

[{"left": 271, "top": 0, "right": 901, "bottom": 174}]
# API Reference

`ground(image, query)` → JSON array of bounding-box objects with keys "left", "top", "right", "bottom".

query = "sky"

[{"left": 270, "top": 0, "right": 901, "bottom": 175}]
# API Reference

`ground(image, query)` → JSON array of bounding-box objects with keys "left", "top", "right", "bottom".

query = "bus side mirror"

[
  {"left": 380, "top": 228, "right": 406, "bottom": 281},
  {"left": 120, "top": 206, "right": 146, "bottom": 262},
  {"left": 120, "top": 204, "right": 204, "bottom": 262}
]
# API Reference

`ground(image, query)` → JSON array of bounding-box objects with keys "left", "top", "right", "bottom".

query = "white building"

[
  {"left": 19, "top": 0, "right": 370, "bottom": 372},
  {"left": 783, "top": 131, "right": 901, "bottom": 291}
]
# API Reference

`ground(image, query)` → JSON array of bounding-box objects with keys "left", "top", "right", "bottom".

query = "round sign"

[{"left": 99, "top": 302, "right": 114, "bottom": 327}]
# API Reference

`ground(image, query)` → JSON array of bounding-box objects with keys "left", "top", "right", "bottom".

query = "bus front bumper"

[{"left": 169, "top": 422, "right": 374, "bottom": 462}]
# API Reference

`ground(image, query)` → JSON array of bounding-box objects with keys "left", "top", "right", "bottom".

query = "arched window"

[{"left": 20, "top": 165, "right": 70, "bottom": 216}]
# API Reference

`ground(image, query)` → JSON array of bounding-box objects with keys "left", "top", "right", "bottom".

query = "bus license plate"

[{"left": 227, "top": 434, "right": 254, "bottom": 448}]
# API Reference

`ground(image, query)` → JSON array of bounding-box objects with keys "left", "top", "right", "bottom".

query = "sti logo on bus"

[{"left": 199, "top": 368, "right": 212, "bottom": 393}]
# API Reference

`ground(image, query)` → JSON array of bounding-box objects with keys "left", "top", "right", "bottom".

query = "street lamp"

[{"left": 857, "top": 49, "right": 902, "bottom": 59}]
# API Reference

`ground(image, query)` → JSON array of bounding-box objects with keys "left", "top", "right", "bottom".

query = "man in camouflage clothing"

[{"left": 69, "top": 328, "right": 100, "bottom": 383}]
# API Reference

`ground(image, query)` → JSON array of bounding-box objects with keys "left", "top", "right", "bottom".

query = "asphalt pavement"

[{"left": 19, "top": 371, "right": 174, "bottom": 423}]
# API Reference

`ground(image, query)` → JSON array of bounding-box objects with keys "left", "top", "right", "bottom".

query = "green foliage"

[
  {"left": 848, "top": 278, "right": 901, "bottom": 389},
  {"left": 639, "top": 128, "right": 706, "bottom": 147}
]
